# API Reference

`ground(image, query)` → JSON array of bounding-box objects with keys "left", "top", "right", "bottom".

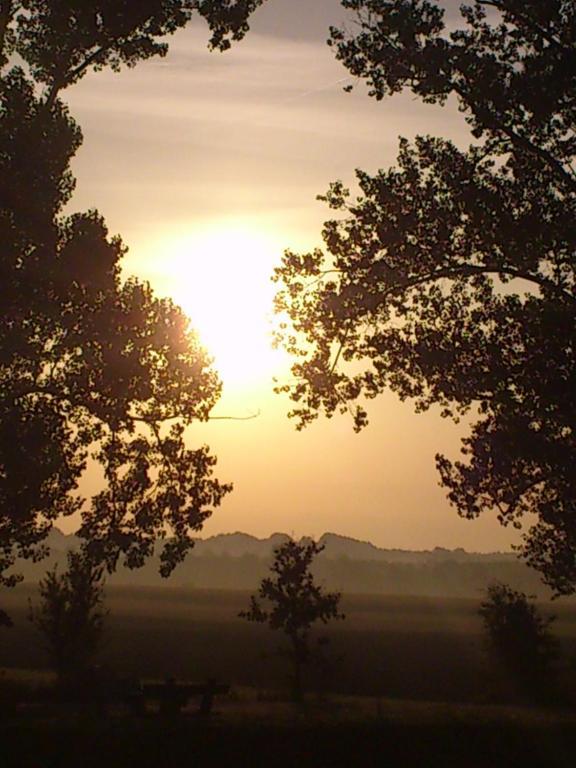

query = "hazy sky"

[{"left": 60, "top": 0, "right": 522, "bottom": 552}]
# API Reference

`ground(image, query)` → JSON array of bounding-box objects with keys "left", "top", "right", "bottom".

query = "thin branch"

[
  {"left": 66, "top": 40, "right": 117, "bottom": 83},
  {"left": 452, "top": 82, "right": 576, "bottom": 194},
  {"left": 129, "top": 409, "right": 261, "bottom": 425},
  {"left": 298, "top": 269, "right": 343, "bottom": 297},
  {"left": 493, "top": 474, "right": 551, "bottom": 528},
  {"left": 494, "top": 121, "right": 576, "bottom": 193},
  {"left": 44, "top": 40, "right": 118, "bottom": 109},
  {"left": 129, "top": 412, "right": 180, "bottom": 424},
  {"left": 208, "top": 410, "right": 261, "bottom": 421},
  {"left": 374, "top": 262, "right": 576, "bottom": 304},
  {"left": 330, "top": 328, "right": 349, "bottom": 375},
  {"left": 12, "top": 384, "right": 64, "bottom": 401}
]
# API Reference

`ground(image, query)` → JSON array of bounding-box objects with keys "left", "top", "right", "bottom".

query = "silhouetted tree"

[
  {"left": 274, "top": 1, "right": 576, "bottom": 593},
  {"left": 29, "top": 550, "right": 107, "bottom": 685},
  {"left": 479, "top": 582, "right": 557, "bottom": 703},
  {"left": 0, "top": 1, "right": 266, "bottom": 607},
  {"left": 240, "top": 539, "right": 344, "bottom": 701}
]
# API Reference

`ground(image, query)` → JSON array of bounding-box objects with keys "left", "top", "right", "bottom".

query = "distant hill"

[
  {"left": 317, "top": 533, "right": 514, "bottom": 564},
  {"left": 192, "top": 531, "right": 290, "bottom": 558},
  {"left": 26, "top": 528, "right": 517, "bottom": 564},
  {"left": 9, "top": 528, "right": 551, "bottom": 598}
]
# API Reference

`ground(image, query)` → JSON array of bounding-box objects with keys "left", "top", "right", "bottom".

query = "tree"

[
  {"left": 479, "top": 582, "right": 557, "bottom": 702},
  {"left": 29, "top": 550, "right": 107, "bottom": 684},
  {"left": 274, "top": 1, "right": 576, "bottom": 593},
  {"left": 240, "top": 539, "right": 344, "bottom": 701},
  {"left": 0, "top": 0, "right": 266, "bottom": 603}
]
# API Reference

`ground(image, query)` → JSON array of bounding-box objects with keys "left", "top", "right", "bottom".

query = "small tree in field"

[
  {"left": 479, "top": 582, "right": 557, "bottom": 703},
  {"left": 240, "top": 539, "right": 344, "bottom": 702},
  {"left": 29, "top": 550, "right": 107, "bottom": 686}
]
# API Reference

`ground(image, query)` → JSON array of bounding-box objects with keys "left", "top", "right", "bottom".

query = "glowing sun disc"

[{"left": 163, "top": 225, "right": 284, "bottom": 389}]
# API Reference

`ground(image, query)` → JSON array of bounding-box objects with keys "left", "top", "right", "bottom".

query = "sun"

[{"left": 160, "top": 224, "right": 286, "bottom": 391}]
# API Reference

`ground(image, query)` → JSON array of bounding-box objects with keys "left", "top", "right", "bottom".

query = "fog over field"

[{"left": 10, "top": 528, "right": 556, "bottom": 598}]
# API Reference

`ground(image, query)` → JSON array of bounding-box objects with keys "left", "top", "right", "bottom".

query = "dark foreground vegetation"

[
  {"left": 3, "top": 587, "right": 576, "bottom": 766},
  {"left": 3, "top": 714, "right": 576, "bottom": 768}
]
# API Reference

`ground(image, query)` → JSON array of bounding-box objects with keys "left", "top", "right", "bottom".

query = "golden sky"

[{"left": 61, "top": 0, "right": 521, "bottom": 552}]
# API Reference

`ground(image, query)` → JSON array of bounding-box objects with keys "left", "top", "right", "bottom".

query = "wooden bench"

[{"left": 124, "top": 678, "right": 230, "bottom": 716}]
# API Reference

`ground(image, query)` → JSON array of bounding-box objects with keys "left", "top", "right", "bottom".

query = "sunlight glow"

[{"left": 161, "top": 224, "right": 286, "bottom": 391}]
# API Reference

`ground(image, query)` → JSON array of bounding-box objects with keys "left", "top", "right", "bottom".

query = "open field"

[
  {"left": 2, "top": 586, "right": 576, "bottom": 767},
  {"left": 3, "top": 585, "right": 576, "bottom": 703}
]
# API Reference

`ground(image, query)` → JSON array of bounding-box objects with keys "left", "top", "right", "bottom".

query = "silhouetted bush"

[
  {"left": 29, "top": 550, "right": 107, "bottom": 689},
  {"left": 479, "top": 582, "right": 557, "bottom": 704}
]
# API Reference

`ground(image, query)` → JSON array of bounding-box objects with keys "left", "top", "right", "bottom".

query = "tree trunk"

[
  {"left": 291, "top": 636, "right": 306, "bottom": 703},
  {"left": 292, "top": 656, "right": 303, "bottom": 703}
]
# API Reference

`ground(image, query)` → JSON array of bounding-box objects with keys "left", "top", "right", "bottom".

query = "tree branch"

[
  {"left": 330, "top": 328, "right": 349, "bottom": 375},
  {"left": 452, "top": 82, "right": 576, "bottom": 193},
  {"left": 66, "top": 40, "right": 117, "bottom": 84},
  {"left": 370, "top": 262, "right": 576, "bottom": 305},
  {"left": 208, "top": 410, "right": 261, "bottom": 421},
  {"left": 504, "top": 473, "right": 549, "bottom": 519},
  {"left": 129, "top": 409, "right": 261, "bottom": 425},
  {"left": 44, "top": 40, "right": 118, "bottom": 109},
  {"left": 477, "top": 1, "right": 568, "bottom": 51}
]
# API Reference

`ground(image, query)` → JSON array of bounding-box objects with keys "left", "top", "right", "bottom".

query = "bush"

[
  {"left": 479, "top": 582, "right": 557, "bottom": 703},
  {"left": 29, "top": 550, "right": 107, "bottom": 687}
]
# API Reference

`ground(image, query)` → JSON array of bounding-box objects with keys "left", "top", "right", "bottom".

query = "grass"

[
  {"left": 2, "top": 584, "right": 576, "bottom": 703},
  {"left": 2, "top": 584, "right": 576, "bottom": 767}
]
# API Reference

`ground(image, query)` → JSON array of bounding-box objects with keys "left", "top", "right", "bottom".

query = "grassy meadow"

[
  {"left": 3, "top": 585, "right": 576, "bottom": 767},
  {"left": 3, "top": 584, "right": 576, "bottom": 703}
]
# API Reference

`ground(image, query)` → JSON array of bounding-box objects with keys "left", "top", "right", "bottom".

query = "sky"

[{"left": 60, "top": 0, "right": 522, "bottom": 552}]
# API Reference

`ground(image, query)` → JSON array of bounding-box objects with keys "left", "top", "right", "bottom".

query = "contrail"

[{"left": 279, "top": 76, "right": 353, "bottom": 104}]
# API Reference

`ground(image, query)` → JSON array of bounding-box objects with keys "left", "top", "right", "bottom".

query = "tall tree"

[
  {"left": 0, "top": 1, "right": 266, "bottom": 595},
  {"left": 274, "top": 1, "right": 576, "bottom": 593}
]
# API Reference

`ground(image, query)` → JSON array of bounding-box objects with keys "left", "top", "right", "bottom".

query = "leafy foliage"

[
  {"left": 274, "top": 1, "right": 576, "bottom": 593},
  {"left": 0, "top": 0, "right": 266, "bottom": 593},
  {"left": 16, "top": 0, "right": 266, "bottom": 98},
  {"left": 29, "top": 550, "right": 107, "bottom": 681},
  {"left": 479, "top": 581, "right": 557, "bottom": 702},
  {"left": 240, "top": 539, "right": 344, "bottom": 700}
]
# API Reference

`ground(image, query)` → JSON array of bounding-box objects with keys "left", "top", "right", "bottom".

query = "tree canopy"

[
  {"left": 0, "top": 0, "right": 266, "bottom": 591},
  {"left": 274, "top": 1, "right": 576, "bottom": 592}
]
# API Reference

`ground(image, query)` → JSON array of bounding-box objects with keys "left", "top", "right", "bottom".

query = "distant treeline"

[
  {"left": 12, "top": 530, "right": 552, "bottom": 599},
  {"left": 125, "top": 553, "right": 548, "bottom": 598}
]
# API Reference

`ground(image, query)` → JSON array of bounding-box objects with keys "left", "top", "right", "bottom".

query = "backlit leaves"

[{"left": 276, "top": 2, "right": 576, "bottom": 593}]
